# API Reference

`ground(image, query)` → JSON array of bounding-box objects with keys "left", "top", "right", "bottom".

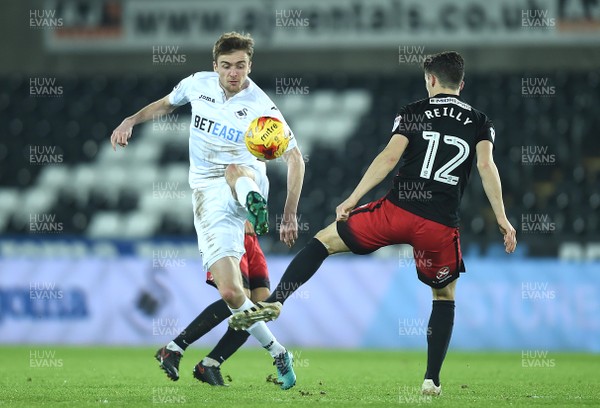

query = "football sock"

[
  {"left": 266, "top": 238, "right": 329, "bottom": 304},
  {"left": 206, "top": 327, "right": 251, "bottom": 365},
  {"left": 230, "top": 297, "right": 286, "bottom": 357},
  {"left": 173, "top": 299, "right": 231, "bottom": 351},
  {"left": 201, "top": 356, "right": 221, "bottom": 367},
  {"left": 425, "top": 300, "right": 455, "bottom": 387},
  {"left": 166, "top": 341, "right": 184, "bottom": 354},
  {"left": 234, "top": 176, "right": 261, "bottom": 207}
]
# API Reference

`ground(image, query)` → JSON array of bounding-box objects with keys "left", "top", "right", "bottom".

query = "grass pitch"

[{"left": 0, "top": 346, "right": 597, "bottom": 407}]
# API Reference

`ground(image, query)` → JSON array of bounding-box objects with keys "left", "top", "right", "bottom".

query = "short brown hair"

[
  {"left": 423, "top": 51, "right": 465, "bottom": 88},
  {"left": 213, "top": 32, "right": 254, "bottom": 62}
]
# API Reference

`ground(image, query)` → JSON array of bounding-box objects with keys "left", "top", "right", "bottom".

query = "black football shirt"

[{"left": 386, "top": 93, "right": 495, "bottom": 227}]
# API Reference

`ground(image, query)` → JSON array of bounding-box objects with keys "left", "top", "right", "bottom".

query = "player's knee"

[
  {"left": 314, "top": 227, "right": 345, "bottom": 255},
  {"left": 225, "top": 164, "right": 253, "bottom": 187},
  {"left": 224, "top": 164, "right": 239, "bottom": 186},
  {"left": 219, "top": 285, "right": 245, "bottom": 306},
  {"left": 432, "top": 281, "right": 456, "bottom": 300}
]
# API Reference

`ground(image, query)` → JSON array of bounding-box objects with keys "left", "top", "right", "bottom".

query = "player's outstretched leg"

[
  {"left": 422, "top": 280, "right": 457, "bottom": 396},
  {"left": 225, "top": 164, "right": 269, "bottom": 235},
  {"left": 155, "top": 299, "right": 230, "bottom": 381},
  {"left": 229, "top": 236, "right": 332, "bottom": 330}
]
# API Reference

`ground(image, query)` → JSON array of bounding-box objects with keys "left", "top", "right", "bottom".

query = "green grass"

[{"left": 0, "top": 346, "right": 598, "bottom": 407}]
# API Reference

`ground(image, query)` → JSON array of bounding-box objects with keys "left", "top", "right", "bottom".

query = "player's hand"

[
  {"left": 244, "top": 220, "right": 256, "bottom": 236},
  {"left": 110, "top": 119, "right": 134, "bottom": 151},
  {"left": 498, "top": 217, "right": 517, "bottom": 253},
  {"left": 279, "top": 212, "right": 298, "bottom": 248},
  {"left": 336, "top": 197, "right": 357, "bottom": 222}
]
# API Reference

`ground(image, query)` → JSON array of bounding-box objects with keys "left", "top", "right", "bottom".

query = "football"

[{"left": 244, "top": 116, "right": 290, "bottom": 160}]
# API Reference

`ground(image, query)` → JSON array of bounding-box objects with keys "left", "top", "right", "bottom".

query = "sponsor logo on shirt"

[
  {"left": 193, "top": 115, "right": 243, "bottom": 143},
  {"left": 198, "top": 94, "right": 215, "bottom": 103},
  {"left": 235, "top": 108, "right": 248, "bottom": 119}
]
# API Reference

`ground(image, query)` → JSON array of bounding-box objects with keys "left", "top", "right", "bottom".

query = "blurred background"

[{"left": 0, "top": 0, "right": 599, "bottom": 352}]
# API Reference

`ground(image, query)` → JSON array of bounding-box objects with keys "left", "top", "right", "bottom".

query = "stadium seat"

[
  {"left": 122, "top": 210, "right": 161, "bottom": 238},
  {"left": 87, "top": 212, "right": 123, "bottom": 238},
  {"left": 19, "top": 186, "right": 58, "bottom": 217}
]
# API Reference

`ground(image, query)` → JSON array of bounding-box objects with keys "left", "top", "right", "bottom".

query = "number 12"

[{"left": 419, "top": 131, "right": 470, "bottom": 185}]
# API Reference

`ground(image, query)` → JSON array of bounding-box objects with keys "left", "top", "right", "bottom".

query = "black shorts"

[{"left": 337, "top": 197, "right": 464, "bottom": 289}]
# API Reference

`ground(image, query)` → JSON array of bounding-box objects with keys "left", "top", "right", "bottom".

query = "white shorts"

[{"left": 192, "top": 165, "right": 269, "bottom": 271}]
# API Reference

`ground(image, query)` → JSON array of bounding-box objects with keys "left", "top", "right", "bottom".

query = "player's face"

[{"left": 213, "top": 50, "right": 252, "bottom": 97}]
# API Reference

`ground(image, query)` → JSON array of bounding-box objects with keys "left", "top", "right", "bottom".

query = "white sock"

[
  {"left": 230, "top": 298, "right": 286, "bottom": 358},
  {"left": 234, "top": 177, "right": 261, "bottom": 207},
  {"left": 201, "top": 357, "right": 220, "bottom": 367},
  {"left": 166, "top": 341, "right": 184, "bottom": 354},
  {"left": 248, "top": 322, "right": 286, "bottom": 357}
]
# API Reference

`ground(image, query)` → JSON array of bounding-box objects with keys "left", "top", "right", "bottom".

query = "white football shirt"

[{"left": 168, "top": 71, "right": 297, "bottom": 189}]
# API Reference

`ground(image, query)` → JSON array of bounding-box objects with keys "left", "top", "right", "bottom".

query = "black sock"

[
  {"left": 206, "top": 327, "right": 251, "bottom": 365},
  {"left": 425, "top": 300, "right": 455, "bottom": 387},
  {"left": 173, "top": 299, "right": 231, "bottom": 350},
  {"left": 266, "top": 238, "right": 329, "bottom": 304}
]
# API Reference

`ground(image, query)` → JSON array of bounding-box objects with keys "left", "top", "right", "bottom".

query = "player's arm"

[
  {"left": 279, "top": 146, "right": 305, "bottom": 247},
  {"left": 110, "top": 95, "right": 176, "bottom": 150},
  {"left": 476, "top": 140, "right": 517, "bottom": 253},
  {"left": 336, "top": 134, "right": 408, "bottom": 221}
]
